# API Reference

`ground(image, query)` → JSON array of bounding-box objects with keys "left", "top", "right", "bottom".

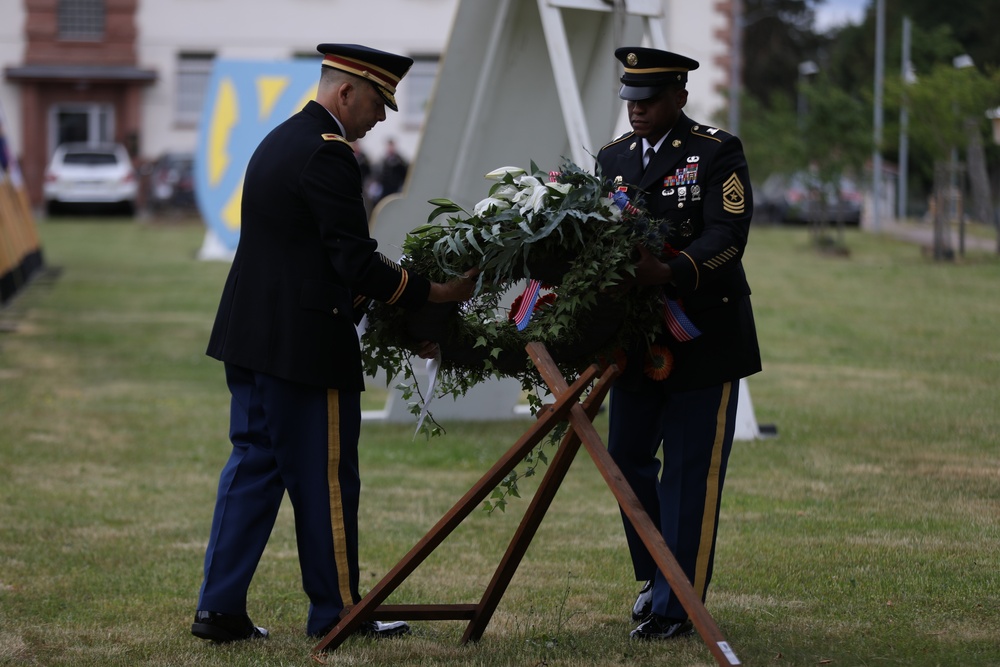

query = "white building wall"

[
  {"left": 135, "top": 0, "right": 460, "bottom": 163},
  {"left": 0, "top": 0, "right": 27, "bottom": 156},
  {"left": 0, "top": 0, "right": 728, "bottom": 164},
  {"left": 662, "top": 0, "right": 728, "bottom": 124}
]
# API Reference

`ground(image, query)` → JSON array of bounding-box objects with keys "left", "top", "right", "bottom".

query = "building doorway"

[{"left": 48, "top": 104, "right": 114, "bottom": 154}]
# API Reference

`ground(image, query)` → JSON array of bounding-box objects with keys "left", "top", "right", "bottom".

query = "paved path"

[{"left": 872, "top": 219, "right": 997, "bottom": 254}]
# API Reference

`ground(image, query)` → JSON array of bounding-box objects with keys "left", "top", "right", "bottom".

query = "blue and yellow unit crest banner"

[{"left": 195, "top": 60, "right": 319, "bottom": 252}]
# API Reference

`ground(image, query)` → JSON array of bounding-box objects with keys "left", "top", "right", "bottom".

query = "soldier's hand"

[
  {"left": 633, "top": 245, "right": 673, "bottom": 286},
  {"left": 414, "top": 340, "right": 440, "bottom": 359},
  {"left": 428, "top": 268, "right": 480, "bottom": 303}
]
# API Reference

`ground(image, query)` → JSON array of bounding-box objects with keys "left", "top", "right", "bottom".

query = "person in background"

[
  {"left": 375, "top": 137, "right": 408, "bottom": 204},
  {"left": 191, "top": 43, "right": 477, "bottom": 645},
  {"left": 596, "top": 46, "right": 761, "bottom": 641}
]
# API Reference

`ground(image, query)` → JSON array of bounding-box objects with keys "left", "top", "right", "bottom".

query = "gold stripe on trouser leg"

[
  {"left": 693, "top": 381, "right": 733, "bottom": 598},
  {"left": 327, "top": 389, "right": 353, "bottom": 604}
]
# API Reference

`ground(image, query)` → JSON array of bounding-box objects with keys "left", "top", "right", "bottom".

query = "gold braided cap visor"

[
  {"left": 622, "top": 65, "right": 690, "bottom": 75},
  {"left": 322, "top": 54, "right": 401, "bottom": 108}
]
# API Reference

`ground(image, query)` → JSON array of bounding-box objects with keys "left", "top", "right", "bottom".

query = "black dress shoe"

[
  {"left": 312, "top": 619, "right": 411, "bottom": 640},
  {"left": 631, "top": 580, "right": 653, "bottom": 621},
  {"left": 630, "top": 613, "right": 694, "bottom": 640},
  {"left": 191, "top": 610, "right": 268, "bottom": 643}
]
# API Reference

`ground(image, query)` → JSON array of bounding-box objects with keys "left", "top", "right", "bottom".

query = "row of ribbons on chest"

[{"left": 644, "top": 147, "right": 699, "bottom": 183}]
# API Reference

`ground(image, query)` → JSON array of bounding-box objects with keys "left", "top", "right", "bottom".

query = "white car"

[{"left": 43, "top": 143, "right": 138, "bottom": 215}]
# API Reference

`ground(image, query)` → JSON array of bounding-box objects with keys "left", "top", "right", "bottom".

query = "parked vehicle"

[
  {"left": 43, "top": 143, "right": 138, "bottom": 216},
  {"left": 147, "top": 152, "right": 196, "bottom": 212},
  {"left": 757, "top": 171, "right": 862, "bottom": 226}
]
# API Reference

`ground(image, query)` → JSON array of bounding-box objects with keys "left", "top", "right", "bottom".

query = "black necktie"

[{"left": 643, "top": 147, "right": 655, "bottom": 171}]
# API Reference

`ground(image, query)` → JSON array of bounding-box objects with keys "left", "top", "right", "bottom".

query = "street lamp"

[
  {"left": 797, "top": 60, "right": 819, "bottom": 130},
  {"left": 950, "top": 54, "right": 974, "bottom": 256},
  {"left": 952, "top": 54, "right": 975, "bottom": 69}
]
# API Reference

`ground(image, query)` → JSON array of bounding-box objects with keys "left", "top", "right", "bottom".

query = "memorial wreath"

[
  {"left": 361, "top": 159, "right": 678, "bottom": 433},
  {"left": 360, "top": 159, "right": 681, "bottom": 510}
]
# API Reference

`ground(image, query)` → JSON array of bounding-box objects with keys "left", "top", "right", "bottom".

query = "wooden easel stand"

[{"left": 312, "top": 342, "right": 740, "bottom": 666}]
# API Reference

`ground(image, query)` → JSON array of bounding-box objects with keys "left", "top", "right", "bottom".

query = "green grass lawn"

[{"left": 1, "top": 218, "right": 998, "bottom": 666}]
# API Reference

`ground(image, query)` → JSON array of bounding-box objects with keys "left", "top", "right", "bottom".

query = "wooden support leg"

[
  {"left": 460, "top": 363, "right": 619, "bottom": 643},
  {"left": 525, "top": 342, "right": 741, "bottom": 667},
  {"left": 311, "top": 363, "right": 601, "bottom": 655}
]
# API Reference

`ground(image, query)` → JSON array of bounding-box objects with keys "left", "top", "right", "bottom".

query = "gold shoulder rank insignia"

[
  {"left": 691, "top": 126, "right": 724, "bottom": 142},
  {"left": 723, "top": 173, "right": 745, "bottom": 214},
  {"left": 321, "top": 133, "right": 350, "bottom": 146}
]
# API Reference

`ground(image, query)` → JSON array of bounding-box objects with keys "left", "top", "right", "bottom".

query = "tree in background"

[
  {"left": 739, "top": 0, "right": 1000, "bottom": 227},
  {"left": 739, "top": 93, "right": 805, "bottom": 184},
  {"left": 887, "top": 63, "right": 1000, "bottom": 226},
  {"left": 883, "top": 0, "right": 1000, "bottom": 72},
  {"left": 797, "top": 76, "right": 871, "bottom": 247},
  {"left": 742, "top": 0, "right": 825, "bottom": 108},
  {"left": 821, "top": 9, "right": 991, "bottom": 203}
]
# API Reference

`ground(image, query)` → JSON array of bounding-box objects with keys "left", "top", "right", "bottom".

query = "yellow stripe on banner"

[
  {"left": 326, "top": 390, "right": 353, "bottom": 604},
  {"left": 14, "top": 184, "right": 40, "bottom": 251},
  {"left": 0, "top": 179, "right": 30, "bottom": 274},
  {"left": 693, "top": 381, "right": 733, "bottom": 598},
  {"left": 0, "top": 182, "right": 17, "bottom": 274}
]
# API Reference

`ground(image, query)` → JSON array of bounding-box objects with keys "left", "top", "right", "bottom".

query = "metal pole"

[
  {"left": 797, "top": 61, "right": 818, "bottom": 132},
  {"left": 872, "top": 0, "right": 885, "bottom": 230},
  {"left": 897, "top": 17, "right": 911, "bottom": 221}
]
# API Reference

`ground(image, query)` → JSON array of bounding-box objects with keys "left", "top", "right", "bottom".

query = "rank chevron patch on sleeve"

[{"left": 722, "top": 173, "right": 745, "bottom": 214}]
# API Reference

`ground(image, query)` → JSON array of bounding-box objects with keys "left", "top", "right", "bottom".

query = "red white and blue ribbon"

[
  {"left": 608, "top": 189, "right": 701, "bottom": 342},
  {"left": 662, "top": 294, "right": 701, "bottom": 341},
  {"left": 512, "top": 279, "right": 543, "bottom": 331},
  {"left": 611, "top": 189, "right": 642, "bottom": 217}
]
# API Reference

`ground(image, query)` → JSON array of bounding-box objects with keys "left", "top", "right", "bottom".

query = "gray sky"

[{"left": 814, "top": 0, "right": 867, "bottom": 31}]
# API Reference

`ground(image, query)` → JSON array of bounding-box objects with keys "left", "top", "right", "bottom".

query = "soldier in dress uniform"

[
  {"left": 191, "top": 43, "right": 476, "bottom": 644},
  {"left": 596, "top": 47, "right": 762, "bottom": 640}
]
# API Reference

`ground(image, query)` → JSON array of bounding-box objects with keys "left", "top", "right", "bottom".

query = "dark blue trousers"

[
  {"left": 197, "top": 363, "right": 362, "bottom": 635},
  {"left": 607, "top": 381, "right": 738, "bottom": 620}
]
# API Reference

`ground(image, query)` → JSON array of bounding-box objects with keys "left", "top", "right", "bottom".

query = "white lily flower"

[
  {"left": 473, "top": 196, "right": 511, "bottom": 216},
  {"left": 511, "top": 187, "right": 532, "bottom": 206},
  {"left": 514, "top": 175, "right": 542, "bottom": 189},
  {"left": 545, "top": 182, "right": 572, "bottom": 196},
  {"left": 519, "top": 184, "right": 550, "bottom": 215},
  {"left": 492, "top": 184, "right": 520, "bottom": 201},
  {"left": 484, "top": 166, "right": 526, "bottom": 181},
  {"left": 599, "top": 196, "right": 623, "bottom": 221}
]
